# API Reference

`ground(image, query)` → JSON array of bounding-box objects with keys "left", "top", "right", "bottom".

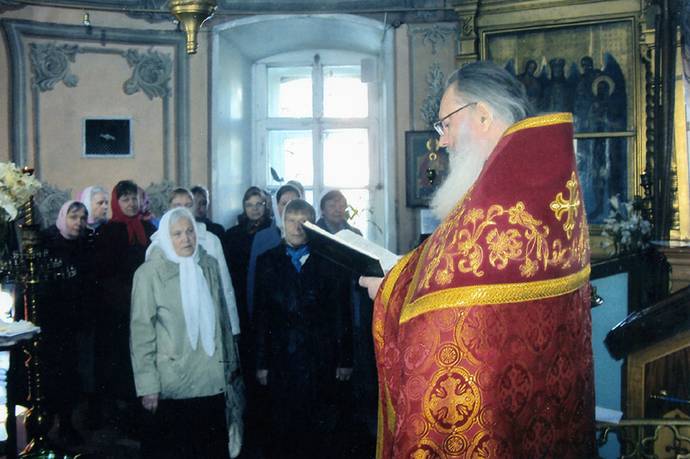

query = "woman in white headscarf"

[
  {"left": 78, "top": 185, "right": 109, "bottom": 232},
  {"left": 130, "top": 207, "right": 241, "bottom": 458}
]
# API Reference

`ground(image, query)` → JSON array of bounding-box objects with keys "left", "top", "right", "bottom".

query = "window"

[{"left": 255, "top": 52, "right": 381, "bottom": 241}]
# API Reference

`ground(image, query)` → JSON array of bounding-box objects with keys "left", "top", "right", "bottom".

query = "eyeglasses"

[
  {"left": 245, "top": 202, "right": 266, "bottom": 210},
  {"left": 433, "top": 102, "right": 477, "bottom": 136}
]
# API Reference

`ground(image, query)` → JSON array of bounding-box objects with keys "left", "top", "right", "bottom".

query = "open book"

[{"left": 302, "top": 221, "right": 400, "bottom": 277}]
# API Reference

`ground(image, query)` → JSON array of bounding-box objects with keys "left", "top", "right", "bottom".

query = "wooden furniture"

[{"left": 606, "top": 286, "right": 690, "bottom": 419}]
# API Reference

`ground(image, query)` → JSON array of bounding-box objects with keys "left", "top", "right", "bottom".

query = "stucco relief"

[
  {"left": 409, "top": 22, "right": 457, "bottom": 129},
  {"left": 29, "top": 43, "right": 80, "bottom": 92},
  {"left": 34, "top": 183, "right": 72, "bottom": 229},
  {"left": 420, "top": 63, "right": 445, "bottom": 128},
  {"left": 144, "top": 180, "right": 176, "bottom": 218},
  {"left": 123, "top": 49, "right": 172, "bottom": 100},
  {"left": 410, "top": 24, "right": 456, "bottom": 55}
]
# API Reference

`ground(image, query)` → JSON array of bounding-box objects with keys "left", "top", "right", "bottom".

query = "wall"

[
  {"left": 0, "top": 5, "right": 462, "bottom": 248},
  {"left": 0, "top": 5, "right": 210, "bottom": 203},
  {"left": 211, "top": 33, "right": 253, "bottom": 228},
  {"left": 395, "top": 21, "right": 458, "bottom": 252}
]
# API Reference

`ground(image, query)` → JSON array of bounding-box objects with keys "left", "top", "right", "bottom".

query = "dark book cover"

[{"left": 303, "top": 222, "right": 384, "bottom": 277}]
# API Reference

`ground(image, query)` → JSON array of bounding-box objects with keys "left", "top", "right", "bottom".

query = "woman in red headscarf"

[{"left": 94, "top": 180, "right": 156, "bottom": 431}]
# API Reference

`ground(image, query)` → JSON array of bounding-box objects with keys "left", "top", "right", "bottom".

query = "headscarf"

[
  {"left": 286, "top": 244, "right": 310, "bottom": 272},
  {"left": 147, "top": 207, "right": 216, "bottom": 356},
  {"left": 78, "top": 185, "right": 107, "bottom": 225},
  {"left": 56, "top": 200, "right": 83, "bottom": 240},
  {"left": 110, "top": 187, "right": 148, "bottom": 246}
]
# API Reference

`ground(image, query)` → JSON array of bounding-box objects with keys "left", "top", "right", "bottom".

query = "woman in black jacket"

[
  {"left": 254, "top": 199, "right": 352, "bottom": 459},
  {"left": 41, "top": 200, "right": 96, "bottom": 445},
  {"left": 223, "top": 186, "right": 271, "bottom": 327},
  {"left": 94, "top": 180, "right": 156, "bottom": 428}
]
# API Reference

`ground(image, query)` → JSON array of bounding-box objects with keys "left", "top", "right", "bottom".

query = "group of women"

[
  {"left": 41, "top": 180, "right": 249, "bottom": 458},
  {"left": 39, "top": 178, "right": 373, "bottom": 458}
]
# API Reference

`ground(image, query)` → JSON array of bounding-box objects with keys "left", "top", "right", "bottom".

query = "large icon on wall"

[
  {"left": 485, "top": 20, "right": 634, "bottom": 225},
  {"left": 83, "top": 118, "right": 132, "bottom": 157}
]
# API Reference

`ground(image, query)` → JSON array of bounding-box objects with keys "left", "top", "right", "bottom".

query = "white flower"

[{"left": 0, "top": 162, "right": 41, "bottom": 222}]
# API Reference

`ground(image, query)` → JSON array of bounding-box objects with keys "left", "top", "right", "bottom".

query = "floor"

[{"left": 0, "top": 398, "right": 376, "bottom": 459}]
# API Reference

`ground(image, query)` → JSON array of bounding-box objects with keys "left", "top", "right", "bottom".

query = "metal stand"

[{"left": 0, "top": 169, "right": 77, "bottom": 459}]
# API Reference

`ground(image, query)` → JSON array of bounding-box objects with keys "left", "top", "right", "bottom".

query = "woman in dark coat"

[
  {"left": 254, "top": 199, "right": 352, "bottom": 459},
  {"left": 222, "top": 186, "right": 271, "bottom": 454},
  {"left": 95, "top": 180, "right": 156, "bottom": 426},
  {"left": 223, "top": 187, "right": 271, "bottom": 339},
  {"left": 41, "top": 200, "right": 95, "bottom": 444}
]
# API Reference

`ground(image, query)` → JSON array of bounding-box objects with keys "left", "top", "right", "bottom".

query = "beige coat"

[{"left": 130, "top": 246, "right": 239, "bottom": 400}]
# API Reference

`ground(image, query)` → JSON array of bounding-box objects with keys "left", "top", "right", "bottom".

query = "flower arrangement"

[
  {"left": 0, "top": 162, "right": 41, "bottom": 221},
  {"left": 600, "top": 195, "right": 652, "bottom": 255}
]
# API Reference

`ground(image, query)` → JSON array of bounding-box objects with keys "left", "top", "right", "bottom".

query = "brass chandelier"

[{"left": 170, "top": 0, "right": 217, "bottom": 54}]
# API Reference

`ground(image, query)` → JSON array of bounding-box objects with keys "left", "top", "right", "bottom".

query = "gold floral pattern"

[
  {"left": 419, "top": 177, "right": 588, "bottom": 288},
  {"left": 486, "top": 228, "right": 522, "bottom": 269}
]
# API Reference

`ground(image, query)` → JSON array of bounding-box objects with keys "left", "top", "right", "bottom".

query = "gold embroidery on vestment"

[
  {"left": 423, "top": 367, "right": 480, "bottom": 433},
  {"left": 550, "top": 171, "right": 581, "bottom": 240},
  {"left": 502, "top": 112, "right": 572, "bottom": 138},
  {"left": 376, "top": 396, "right": 384, "bottom": 459},
  {"left": 385, "top": 383, "right": 396, "bottom": 434},
  {"left": 419, "top": 193, "right": 589, "bottom": 291},
  {"left": 400, "top": 265, "right": 591, "bottom": 324},
  {"left": 381, "top": 250, "right": 413, "bottom": 305}
]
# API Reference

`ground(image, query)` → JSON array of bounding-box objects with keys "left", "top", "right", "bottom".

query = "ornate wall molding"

[
  {"left": 29, "top": 43, "right": 79, "bottom": 92},
  {"left": 123, "top": 49, "right": 172, "bottom": 99},
  {"left": 34, "top": 182, "right": 72, "bottom": 228},
  {"left": 1, "top": 19, "right": 190, "bottom": 184},
  {"left": 420, "top": 63, "right": 445, "bottom": 128},
  {"left": 453, "top": 1, "right": 479, "bottom": 66},
  {"left": 409, "top": 24, "right": 456, "bottom": 55},
  {"left": 143, "top": 180, "right": 176, "bottom": 217}
]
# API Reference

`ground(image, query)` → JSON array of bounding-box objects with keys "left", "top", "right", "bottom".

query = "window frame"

[{"left": 252, "top": 49, "right": 382, "bottom": 241}]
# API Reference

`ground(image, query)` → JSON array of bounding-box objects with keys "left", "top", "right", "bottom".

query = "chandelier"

[{"left": 170, "top": 0, "right": 217, "bottom": 54}]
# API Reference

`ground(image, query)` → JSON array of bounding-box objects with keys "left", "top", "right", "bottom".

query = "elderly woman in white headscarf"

[
  {"left": 130, "top": 207, "right": 242, "bottom": 458},
  {"left": 78, "top": 185, "right": 109, "bottom": 232}
]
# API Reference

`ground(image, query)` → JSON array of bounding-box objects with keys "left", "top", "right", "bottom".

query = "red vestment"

[{"left": 374, "top": 113, "right": 595, "bottom": 458}]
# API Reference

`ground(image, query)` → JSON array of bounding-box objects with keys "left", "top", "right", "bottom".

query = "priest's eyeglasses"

[{"left": 433, "top": 102, "right": 477, "bottom": 136}]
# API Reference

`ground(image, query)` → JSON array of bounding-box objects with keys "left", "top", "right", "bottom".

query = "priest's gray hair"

[{"left": 446, "top": 61, "right": 531, "bottom": 125}]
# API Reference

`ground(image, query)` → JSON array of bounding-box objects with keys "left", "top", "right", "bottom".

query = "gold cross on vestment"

[{"left": 550, "top": 172, "right": 580, "bottom": 240}]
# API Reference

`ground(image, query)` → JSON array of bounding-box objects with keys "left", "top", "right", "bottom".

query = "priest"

[{"left": 360, "top": 61, "right": 595, "bottom": 458}]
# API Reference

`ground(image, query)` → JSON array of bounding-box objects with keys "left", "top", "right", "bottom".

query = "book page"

[{"left": 335, "top": 229, "right": 400, "bottom": 273}]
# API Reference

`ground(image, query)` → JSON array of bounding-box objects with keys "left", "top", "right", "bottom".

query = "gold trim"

[
  {"left": 381, "top": 251, "right": 414, "bottom": 305},
  {"left": 502, "top": 112, "right": 573, "bottom": 138},
  {"left": 376, "top": 396, "right": 384, "bottom": 459},
  {"left": 400, "top": 265, "right": 590, "bottom": 324}
]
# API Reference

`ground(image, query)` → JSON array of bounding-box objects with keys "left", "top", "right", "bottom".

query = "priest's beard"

[{"left": 431, "top": 130, "right": 492, "bottom": 220}]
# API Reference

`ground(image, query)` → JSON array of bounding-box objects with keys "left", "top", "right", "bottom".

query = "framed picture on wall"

[
  {"left": 405, "top": 130, "right": 448, "bottom": 207},
  {"left": 482, "top": 19, "right": 637, "bottom": 225},
  {"left": 82, "top": 118, "right": 132, "bottom": 157}
]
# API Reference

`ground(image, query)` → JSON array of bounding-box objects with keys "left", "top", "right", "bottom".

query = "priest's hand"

[
  {"left": 359, "top": 276, "right": 384, "bottom": 300},
  {"left": 141, "top": 393, "right": 159, "bottom": 413},
  {"left": 336, "top": 367, "right": 353, "bottom": 382},
  {"left": 256, "top": 369, "right": 268, "bottom": 386}
]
